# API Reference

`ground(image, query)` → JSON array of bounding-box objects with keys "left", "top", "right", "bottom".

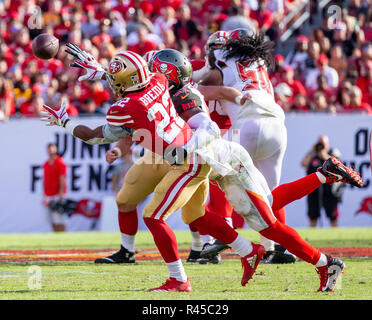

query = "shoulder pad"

[{"left": 106, "top": 99, "right": 134, "bottom": 126}]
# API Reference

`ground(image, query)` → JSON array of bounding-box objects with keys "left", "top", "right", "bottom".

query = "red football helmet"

[{"left": 205, "top": 31, "right": 229, "bottom": 52}]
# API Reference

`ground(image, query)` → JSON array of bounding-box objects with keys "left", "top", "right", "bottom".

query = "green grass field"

[{"left": 0, "top": 227, "right": 372, "bottom": 300}]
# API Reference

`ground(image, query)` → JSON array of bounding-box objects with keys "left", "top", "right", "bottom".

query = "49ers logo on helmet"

[
  {"left": 109, "top": 61, "right": 122, "bottom": 74},
  {"left": 152, "top": 57, "right": 181, "bottom": 86}
]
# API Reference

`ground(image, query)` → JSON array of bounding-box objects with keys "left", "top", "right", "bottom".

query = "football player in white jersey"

[{"left": 198, "top": 30, "right": 292, "bottom": 263}]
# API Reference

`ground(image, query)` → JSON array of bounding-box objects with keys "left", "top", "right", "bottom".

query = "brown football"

[{"left": 32, "top": 33, "right": 59, "bottom": 60}]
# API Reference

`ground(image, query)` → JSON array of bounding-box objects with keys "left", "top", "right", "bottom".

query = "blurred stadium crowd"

[{"left": 0, "top": 0, "right": 372, "bottom": 121}]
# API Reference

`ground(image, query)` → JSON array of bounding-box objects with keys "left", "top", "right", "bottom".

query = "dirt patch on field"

[{"left": 0, "top": 247, "right": 371, "bottom": 263}]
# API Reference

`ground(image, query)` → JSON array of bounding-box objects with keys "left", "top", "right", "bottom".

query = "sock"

[
  {"left": 260, "top": 235, "right": 275, "bottom": 251},
  {"left": 166, "top": 259, "right": 188, "bottom": 282},
  {"left": 189, "top": 211, "right": 239, "bottom": 245},
  {"left": 144, "top": 218, "right": 180, "bottom": 263},
  {"left": 118, "top": 210, "right": 138, "bottom": 252},
  {"left": 271, "top": 173, "right": 322, "bottom": 212},
  {"left": 315, "top": 253, "right": 328, "bottom": 267},
  {"left": 228, "top": 234, "right": 253, "bottom": 257},
  {"left": 260, "top": 220, "right": 321, "bottom": 265},
  {"left": 121, "top": 233, "right": 135, "bottom": 252},
  {"left": 200, "top": 234, "right": 214, "bottom": 245},
  {"left": 190, "top": 231, "right": 204, "bottom": 251},
  {"left": 118, "top": 209, "right": 138, "bottom": 235}
]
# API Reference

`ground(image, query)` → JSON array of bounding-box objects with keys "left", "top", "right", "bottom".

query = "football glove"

[
  {"left": 41, "top": 97, "right": 70, "bottom": 127},
  {"left": 65, "top": 42, "right": 105, "bottom": 81}
]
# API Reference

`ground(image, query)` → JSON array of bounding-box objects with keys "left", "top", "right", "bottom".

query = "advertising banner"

[{"left": 0, "top": 114, "right": 370, "bottom": 233}]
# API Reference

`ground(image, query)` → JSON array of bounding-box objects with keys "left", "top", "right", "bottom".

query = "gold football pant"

[{"left": 116, "top": 151, "right": 211, "bottom": 224}]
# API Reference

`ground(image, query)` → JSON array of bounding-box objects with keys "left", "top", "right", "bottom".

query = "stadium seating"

[{"left": 0, "top": 0, "right": 371, "bottom": 122}]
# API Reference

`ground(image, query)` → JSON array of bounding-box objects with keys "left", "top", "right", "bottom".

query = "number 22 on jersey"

[{"left": 147, "top": 90, "right": 185, "bottom": 144}]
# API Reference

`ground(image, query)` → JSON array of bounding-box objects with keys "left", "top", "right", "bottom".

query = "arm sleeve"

[{"left": 102, "top": 123, "right": 133, "bottom": 142}]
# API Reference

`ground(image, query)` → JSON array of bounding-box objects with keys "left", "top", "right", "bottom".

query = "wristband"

[
  {"left": 64, "top": 119, "right": 78, "bottom": 136},
  {"left": 235, "top": 95, "right": 242, "bottom": 105},
  {"left": 113, "top": 147, "right": 122, "bottom": 158}
]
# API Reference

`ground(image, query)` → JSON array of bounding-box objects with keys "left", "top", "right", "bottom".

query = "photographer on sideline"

[{"left": 301, "top": 135, "right": 344, "bottom": 227}]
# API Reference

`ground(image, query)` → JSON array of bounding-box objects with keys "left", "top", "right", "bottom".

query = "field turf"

[{"left": 0, "top": 227, "right": 371, "bottom": 301}]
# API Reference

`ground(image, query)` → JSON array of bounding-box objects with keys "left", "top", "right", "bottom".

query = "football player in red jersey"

[
  {"left": 146, "top": 49, "right": 363, "bottom": 292},
  {"left": 54, "top": 46, "right": 363, "bottom": 292},
  {"left": 42, "top": 48, "right": 265, "bottom": 292},
  {"left": 96, "top": 49, "right": 253, "bottom": 267}
]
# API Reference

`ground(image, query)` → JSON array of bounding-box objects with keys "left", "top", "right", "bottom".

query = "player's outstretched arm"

[
  {"left": 198, "top": 85, "right": 252, "bottom": 105},
  {"left": 41, "top": 99, "right": 130, "bottom": 145}
]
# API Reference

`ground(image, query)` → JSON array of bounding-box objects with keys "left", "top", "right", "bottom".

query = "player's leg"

[
  {"left": 268, "top": 171, "right": 326, "bottom": 258},
  {"left": 143, "top": 156, "right": 263, "bottom": 290},
  {"left": 203, "top": 182, "right": 234, "bottom": 263},
  {"left": 190, "top": 141, "right": 268, "bottom": 283},
  {"left": 187, "top": 223, "right": 204, "bottom": 262},
  {"left": 186, "top": 182, "right": 214, "bottom": 263},
  {"left": 231, "top": 117, "right": 292, "bottom": 261},
  {"left": 253, "top": 150, "right": 287, "bottom": 257},
  {"left": 219, "top": 170, "right": 344, "bottom": 292},
  {"left": 95, "top": 152, "right": 171, "bottom": 263},
  {"left": 188, "top": 180, "right": 233, "bottom": 264},
  {"left": 143, "top": 157, "right": 209, "bottom": 291},
  {"left": 271, "top": 173, "right": 323, "bottom": 212},
  {"left": 207, "top": 181, "right": 234, "bottom": 225},
  {"left": 251, "top": 118, "right": 293, "bottom": 262},
  {"left": 186, "top": 180, "right": 218, "bottom": 263}
]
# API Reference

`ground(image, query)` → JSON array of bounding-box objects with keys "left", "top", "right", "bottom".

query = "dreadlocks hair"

[{"left": 223, "top": 33, "right": 275, "bottom": 70}]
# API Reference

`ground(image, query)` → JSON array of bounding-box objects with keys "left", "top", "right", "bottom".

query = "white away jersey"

[{"left": 214, "top": 49, "right": 285, "bottom": 122}]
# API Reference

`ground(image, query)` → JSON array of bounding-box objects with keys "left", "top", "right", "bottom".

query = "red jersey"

[
  {"left": 106, "top": 73, "right": 191, "bottom": 156},
  {"left": 190, "top": 59, "right": 231, "bottom": 130},
  {"left": 43, "top": 156, "right": 67, "bottom": 197}
]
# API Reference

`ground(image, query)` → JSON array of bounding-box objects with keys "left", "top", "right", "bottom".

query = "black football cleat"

[
  {"left": 186, "top": 249, "right": 201, "bottom": 262},
  {"left": 317, "top": 156, "right": 364, "bottom": 188},
  {"left": 198, "top": 253, "right": 222, "bottom": 265},
  {"left": 95, "top": 245, "right": 135, "bottom": 264},
  {"left": 316, "top": 255, "right": 345, "bottom": 292},
  {"left": 200, "top": 240, "right": 230, "bottom": 260},
  {"left": 261, "top": 250, "right": 296, "bottom": 264}
]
